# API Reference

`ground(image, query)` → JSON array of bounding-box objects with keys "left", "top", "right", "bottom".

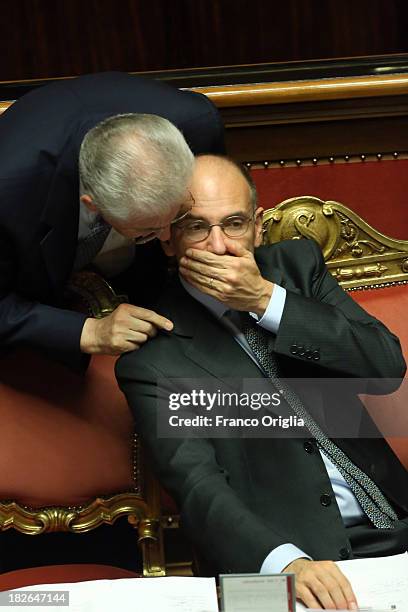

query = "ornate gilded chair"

[
  {"left": 263, "top": 196, "right": 408, "bottom": 468},
  {"left": 0, "top": 272, "right": 172, "bottom": 577}
]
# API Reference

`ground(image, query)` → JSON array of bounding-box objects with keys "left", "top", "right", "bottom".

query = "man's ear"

[
  {"left": 254, "top": 207, "right": 264, "bottom": 248},
  {"left": 160, "top": 238, "right": 176, "bottom": 257},
  {"left": 80, "top": 194, "right": 99, "bottom": 213}
]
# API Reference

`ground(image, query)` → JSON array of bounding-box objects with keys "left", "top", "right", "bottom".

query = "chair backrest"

[
  {"left": 0, "top": 271, "right": 167, "bottom": 576},
  {"left": 263, "top": 196, "right": 408, "bottom": 468},
  {"left": 0, "top": 349, "right": 135, "bottom": 507}
]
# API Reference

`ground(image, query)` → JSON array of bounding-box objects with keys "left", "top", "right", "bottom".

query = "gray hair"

[
  {"left": 79, "top": 114, "right": 194, "bottom": 222},
  {"left": 236, "top": 161, "right": 258, "bottom": 211}
]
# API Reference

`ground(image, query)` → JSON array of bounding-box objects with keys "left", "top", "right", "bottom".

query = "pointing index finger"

[{"left": 127, "top": 305, "right": 174, "bottom": 331}]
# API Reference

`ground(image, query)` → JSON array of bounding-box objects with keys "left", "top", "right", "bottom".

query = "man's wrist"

[
  {"left": 253, "top": 280, "right": 274, "bottom": 317},
  {"left": 80, "top": 317, "right": 98, "bottom": 353},
  {"left": 283, "top": 557, "right": 311, "bottom": 573},
  {"left": 260, "top": 543, "right": 312, "bottom": 575}
]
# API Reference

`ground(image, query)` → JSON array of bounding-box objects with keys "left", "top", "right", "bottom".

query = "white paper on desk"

[
  {"left": 7, "top": 576, "right": 218, "bottom": 612},
  {"left": 296, "top": 551, "right": 408, "bottom": 611}
]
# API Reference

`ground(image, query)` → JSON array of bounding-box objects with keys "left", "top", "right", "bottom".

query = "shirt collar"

[{"left": 179, "top": 274, "right": 228, "bottom": 320}]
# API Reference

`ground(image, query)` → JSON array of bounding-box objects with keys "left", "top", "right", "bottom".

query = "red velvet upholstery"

[
  {"left": 0, "top": 564, "right": 140, "bottom": 591},
  {"left": 251, "top": 159, "right": 408, "bottom": 239},
  {"left": 352, "top": 286, "right": 408, "bottom": 469},
  {"left": 0, "top": 350, "right": 135, "bottom": 507},
  {"left": 352, "top": 286, "right": 407, "bottom": 363}
]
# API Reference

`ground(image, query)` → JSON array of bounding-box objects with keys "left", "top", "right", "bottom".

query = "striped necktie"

[
  {"left": 74, "top": 217, "right": 111, "bottom": 271},
  {"left": 242, "top": 316, "right": 397, "bottom": 529}
]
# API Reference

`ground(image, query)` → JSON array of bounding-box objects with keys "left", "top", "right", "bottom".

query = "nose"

[{"left": 206, "top": 226, "right": 227, "bottom": 255}]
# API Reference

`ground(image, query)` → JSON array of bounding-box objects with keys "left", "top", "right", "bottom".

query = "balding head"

[
  {"left": 162, "top": 154, "right": 263, "bottom": 260},
  {"left": 191, "top": 155, "right": 257, "bottom": 211}
]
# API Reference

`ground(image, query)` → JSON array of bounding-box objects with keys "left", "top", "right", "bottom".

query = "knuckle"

[
  {"left": 116, "top": 304, "right": 129, "bottom": 315},
  {"left": 113, "top": 311, "right": 126, "bottom": 325},
  {"left": 313, "top": 584, "right": 326, "bottom": 597}
]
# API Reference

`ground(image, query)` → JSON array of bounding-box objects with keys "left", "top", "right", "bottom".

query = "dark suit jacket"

[
  {"left": 0, "top": 71, "right": 224, "bottom": 370},
  {"left": 116, "top": 239, "right": 408, "bottom": 573}
]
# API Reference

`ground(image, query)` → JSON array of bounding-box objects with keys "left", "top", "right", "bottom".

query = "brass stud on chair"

[
  {"left": 263, "top": 161, "right": 269, "bottom": 168},
  {"left": 296, "top": 159, "right": 302, "bottom": 166},
  {"left": 393, "top": 152, "right": 399, "bottom": 159},
  {"left": 279, "top": 160, "right": 285, "bottom": 166},
  {"left": 344, "top": 155, "right": 350, "bottom": 161},
  {"left": 246, "top": 162, "right": 252, "bottom": 169},
  {"left": 329, "top": 157, "right": 335, "bottom": 163},
  {"left": 376, "top": 153, "right": 382, "bottom": 160},
  {"left": 312, "top": 158, "right": 318, "bottom": 165},
  {"left": 360, "top": 154, "right": 366, "bottom": 161}
]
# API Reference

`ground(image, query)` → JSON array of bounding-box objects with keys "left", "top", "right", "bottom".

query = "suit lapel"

[
  {"left": 161, "top": 278, "right": 263, "bottom": 386},
  {"left": 186, "top": 316, "right": 262, "bottom": 385},
  {"left": 37, "top": 116, "right": 107, "bottom": 297}
]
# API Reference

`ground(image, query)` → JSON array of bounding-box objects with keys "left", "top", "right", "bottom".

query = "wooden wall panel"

[{"left": 1, "top": 0, "right": 408, "bottom": 81}]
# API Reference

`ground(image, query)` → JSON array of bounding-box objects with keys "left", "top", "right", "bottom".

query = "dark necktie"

[
  {"left": 241, "top": 315, "right": 397, "bottom": 529},
  {"left": 74, "top": 217, "right": 111, "bottom": 271}
]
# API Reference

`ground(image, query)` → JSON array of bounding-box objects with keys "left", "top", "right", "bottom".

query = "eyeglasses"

[
  {"left": 174, "top": 214, "right": 255, "bottom": 243},
  {"left": 171, "top": 206, "right": 193, "bottom": 225},
  {"left": 132, "top": 201, "right": 194, "bottom": 245}
]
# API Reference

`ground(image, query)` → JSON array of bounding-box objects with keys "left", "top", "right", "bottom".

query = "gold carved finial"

[
  {"left": 263, "top": 196, "right": 408, "bottom": 290},
  {"left": 263, "top": 196, "right": 340, "bottom": 260}
]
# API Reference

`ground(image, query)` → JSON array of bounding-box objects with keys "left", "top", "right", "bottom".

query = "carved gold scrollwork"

[
  {"left": 334, "top": 263, "right": 388, "bottom": 282},
  {"left": 263, "top": 196, "right": 408, "bottom": 290},
  {"left": 36, "top": 508, "right": 78, "bottom": 533},
  {"left": 335, "top": 214, "right": 387, "bottom": 258},
  {"left": 137, "top": 517, "right": 160, "bottom": 544},
  {"left": 263, "top": 197, "right": 340, "bottom": 260},
  {"left": 0, "top": 493, "right": 147, "bottom": 536}
]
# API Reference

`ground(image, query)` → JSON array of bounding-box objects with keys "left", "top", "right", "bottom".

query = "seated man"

[{"left": 116, "top": 155, "right": 408, "bottom": 610}]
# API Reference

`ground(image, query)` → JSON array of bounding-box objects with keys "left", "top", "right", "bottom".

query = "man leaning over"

[{"left": 0, "top": 72, "right": 224, "bottom": 370}]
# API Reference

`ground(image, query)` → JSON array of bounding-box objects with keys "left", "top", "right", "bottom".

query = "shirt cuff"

[
  {"left": 260, "top": 543, "right": 312, "bottom": 574},
  {"left": 250, "top": 284, "right": 286, "bottom": 334}
]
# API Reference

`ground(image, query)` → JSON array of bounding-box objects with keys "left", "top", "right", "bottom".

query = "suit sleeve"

[
  {"left": 117, "top": 356, "right": 296, "bottom": 573},
  {"left": 274, "top": 239, "right": 406, "bottom": 380},
  {"left": 177, "top": 90, "right": 225, "bottom": 155},
  {"left": 0, "top": 229, "right": 88, "bottom": 371}
]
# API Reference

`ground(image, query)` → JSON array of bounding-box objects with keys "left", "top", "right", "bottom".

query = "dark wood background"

[{"left": 2, "top": 0, "right": 408, "bottom": 82}]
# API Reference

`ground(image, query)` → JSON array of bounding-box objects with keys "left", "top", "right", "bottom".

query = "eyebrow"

[{"left": 180, "top": 210, "right": 250, "bottom": 222}]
